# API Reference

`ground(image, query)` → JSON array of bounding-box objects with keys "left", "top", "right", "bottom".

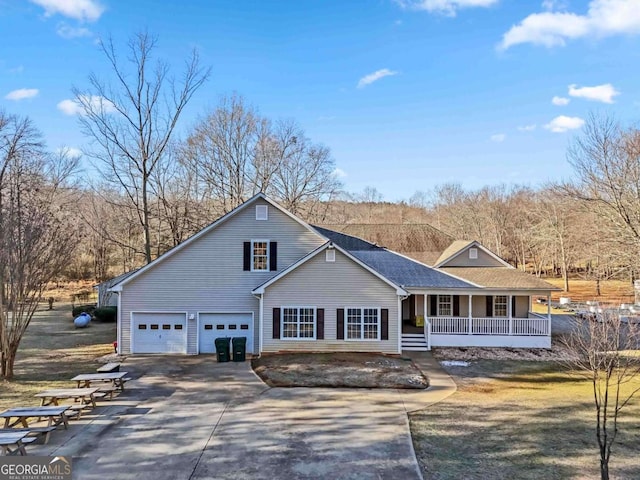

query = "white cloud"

[
  {"left": 56, "top": 22, "right": 92, "bottom": 38},
  {"left": 500, "top": 0, "right": 640, "bottom": 50},
  {"left": 542, "top": 0, "right": 568, "bottom": 11},
  {"left": 357, "top": 69, "right": 398, "bottom": 89},
  {"left": 57, "top": 95, "right": 115, "bottom": 115},
  {"left": 568, "top": 83, "right": 620, "bottom": 103},
  {"left": 56, "top": 146, "right": 83, "bottom": 158},
  {"left": 544, "top": 115, "right": 585, "bottom": 133},
  {"left": 395, "top": 0, "right": 497, "bottom": 16},
  {"left": 518, "top": 124, "right": 537, "bottom": 131},
  {"left": 552, "top": 96, "right": 570, "bottom": 106},
  {"left": 5, "top": 88, "right": 39, "bottom": 101},
  {"left": 333, "top": 168, "right": 348, "bottom": 178},
  {"left": 30, "top": 0, "right": 104, "bottom": 22},
  {"left": 490, "top": 133, "right": 506, "bottom": 142}
]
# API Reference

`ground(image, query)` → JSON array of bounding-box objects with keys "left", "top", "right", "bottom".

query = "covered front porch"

[{"left": 401, "top": 292, "right": 552, "bottom": 349}]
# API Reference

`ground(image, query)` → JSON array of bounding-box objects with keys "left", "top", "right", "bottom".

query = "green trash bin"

[
  {"left": 214, "top": 337, "right": 231, "bottom": 362},
  {"left": 232, "top": 337, "right": 247, "bottom": 362}
]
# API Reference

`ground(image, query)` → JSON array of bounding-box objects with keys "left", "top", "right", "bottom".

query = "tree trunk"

[
  {"left": 142, "top": 173, "right": 152, "bottom": 265},
  {"left": 600, "top": 459, "right": 609, "bottom": 480},
  {"left": 1, "top": 346, "right": 17, "bottom": 380}
]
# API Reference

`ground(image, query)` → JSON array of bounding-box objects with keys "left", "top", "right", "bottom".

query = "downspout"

[
  {"left": 252, "top": 292, "right": 263, "bottom": 356},
  {"left": 116, "top": 291, "right": 122, "bottom": 355}
]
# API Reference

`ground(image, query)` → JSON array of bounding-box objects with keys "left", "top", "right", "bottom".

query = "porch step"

[{"left": 401, "top": 333, "right": 429, "bottom": 352}]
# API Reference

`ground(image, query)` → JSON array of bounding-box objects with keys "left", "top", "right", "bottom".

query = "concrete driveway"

[{"left": 34, "top": 356, "right": 432, "bottom": 480}]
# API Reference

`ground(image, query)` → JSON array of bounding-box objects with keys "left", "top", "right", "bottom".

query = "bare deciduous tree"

[
  {"left": 566, "top": 114, "right": 640, "bottom": 254},
  {"left": 561, "top": 313, "right": 640, "bottom": 480},
  {"left": 75, "top": 32, "right": 210, "bottom": 264},
  {"left": 184, "top": 95, "right": 341, "bottom": 217},
  {"left": 0, "top": 112, "right": 79, "bottom": 379}
]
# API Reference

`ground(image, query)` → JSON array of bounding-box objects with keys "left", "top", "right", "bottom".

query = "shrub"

[
  {"left": 93, "top": 306, "right": 117, "bottom": 322},
  {"left": 72, "top": 304, "right": 96, "bottom": 317}
]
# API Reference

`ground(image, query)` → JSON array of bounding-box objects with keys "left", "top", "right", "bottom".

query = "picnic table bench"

[
  {"left": 0, "top": 431, "right": 35, "bottom": 456},
  {"left": 0, "top": 406, "right": 71, "bottom": 444},
  {"left": 0, "top": 427, "right": 57, "bottom": 444},
  {"left": 71, "top": 372, "right": 130, "bottom": 392},
  {"left": 35, "top": 388, "right": 100, "bottom": 410},
  {"left": 97, "top": 362, "right": 121, "bottom": 373}
]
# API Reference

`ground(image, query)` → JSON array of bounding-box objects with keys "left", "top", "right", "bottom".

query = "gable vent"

[
  {"left": 256, "top": 205, "right": 268, "bottom": 221},
  {"left": 469, "top": 248, "right": 478, "bottom": 260},
  {"left": 326, "top": 249, "right": 336, "bottom": 263}
]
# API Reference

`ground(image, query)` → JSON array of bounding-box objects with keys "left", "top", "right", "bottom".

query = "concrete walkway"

[{"left": 30, "top": 352, "right": 456, "bottom": 480}]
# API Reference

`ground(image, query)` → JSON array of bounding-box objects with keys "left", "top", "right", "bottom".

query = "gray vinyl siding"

[
  {"left": 444, "top": 248, "right": 505, "bottom": 267},
  {"left": 120, "top": 199, "right": 325, "bottom": 354},
  {"left": 425, "top": 294, "right": 530, "bottom": 318},
  {"left": 262, "top": 250, "right": 400, "bottom": 354}
]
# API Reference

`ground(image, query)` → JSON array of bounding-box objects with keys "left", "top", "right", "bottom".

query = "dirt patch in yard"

[{"left": 252, "top": 352, "right": 429, "bottom": 389}]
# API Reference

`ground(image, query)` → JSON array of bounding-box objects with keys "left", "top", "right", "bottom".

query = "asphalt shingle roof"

[
  {"left": 313, "top": 226, "right": 473, "bottom": 289},
  {"left": 439, "top": 267, "right": 560, "bottom": 290}
]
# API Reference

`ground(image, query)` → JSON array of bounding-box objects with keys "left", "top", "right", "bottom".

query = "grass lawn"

[
  {"left": 410, "top": 361, "right": 640, "bottom": 480},
  {"left": 1, "top": 303, "right": 116, "bottom": 410}
]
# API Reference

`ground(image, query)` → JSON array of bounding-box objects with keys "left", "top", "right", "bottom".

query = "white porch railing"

[{"left": 429, "top": 316, "right": 549, "bottom": 336}]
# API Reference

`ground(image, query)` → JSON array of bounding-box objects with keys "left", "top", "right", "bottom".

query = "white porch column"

[
  {"left": 424, "top": 294, "right": 427, "bottom": 321},
  {"left": 468, "top": 294, "right": 472, "bottom": 335},
  {"left": 547, "top": 293, "right": 552, "bottom": 335},
  {"left": 508, "top": 294, "right": 513, "bottom": 335}
]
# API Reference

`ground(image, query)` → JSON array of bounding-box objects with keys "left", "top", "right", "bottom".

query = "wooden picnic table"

[
  {"left": 71, "top": 371, "right": 129, "bottom": 391},
  {"left": 0, "top": 431, "right": 32, "bottom": 456},
  {"left": 35, "top": 387, "right": 100, "bottom": 409},
  {"left": 0, "top": 406, "right": 71, "bottom": 444}
]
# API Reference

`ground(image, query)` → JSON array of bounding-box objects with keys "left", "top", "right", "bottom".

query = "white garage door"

[
  {"left": 132, "top": 312, "right": 187, "bottom": 354},
  {"left": 198, "top": 313, "right": 254, "bottom": 354}
]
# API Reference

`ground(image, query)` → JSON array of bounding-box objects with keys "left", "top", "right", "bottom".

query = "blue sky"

[{"left": 2, "top": 0, "right": 639, "bottom": 201}]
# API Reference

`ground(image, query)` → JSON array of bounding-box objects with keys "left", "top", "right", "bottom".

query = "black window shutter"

[
  {"left": 269, "top": 242, "right": 278, "bottom": 271},
  {"left": 429, "top": 295, "right": 437, "bottom": 316},
  {"left": 486, "top": 296, "right": 493, "bottom": 317},
  {"left": 316, "top": 308, "right": 324, "bottom": 340},
  {"left": 381, "top": 309, "right": 389, "bottom": 340},
  {"left": 511, "top": 296, "right": 517, "bottom": 317},
  {"left": 243, "top": 242, "right": 251, "bottom": 271},
  {"left": 453, "top": 296, "right": 460, "bottom": 317},
  {"left": 336, "top": 308, "right": 345, "bottom": 340},
  {"left": 272, "top": 308, "right": 281, "bottom": 339}
]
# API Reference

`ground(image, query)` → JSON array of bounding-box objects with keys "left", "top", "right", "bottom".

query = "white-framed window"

[
  {"left": 252, "top": 240, "right": 269, "bottom": 271},
  {"left": 282, "top": 307, "right": 316, "bottom": 340},
  {"left": 438, "top": 295, "right": 452, "bottom": 316},
  {"left": 346, "top": 307, "right": 380, "bottom": 340},
  {"left": 469, "top": 248, "right": 478, "bottom": 259},
  {"left": 494, "top": 295, "right": 508, "bottom": 317},
  {"left": 256, "top": 205, "right": 268, "bottom": 221}
]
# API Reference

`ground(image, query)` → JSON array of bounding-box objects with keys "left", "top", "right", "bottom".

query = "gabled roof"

[
  {"left": 312, "top": 226, "right": 475, "bottom": 289},
  {"left": 252, "top": 242, "right": 409, "bottom": 296},
  {"left": 434, "top": 240, "right": 512, "bottom": 268},
  {"left": 439, "top": 267, "right": 561, "bottom": 291},
  {"left": 110, "top": 193, "right": 324, "bottom": 291},
  {"left": 95, "top": 269, "right": 139, "bottom": 289},
  {"left": 434, "top": 240, "right": 474, "bottom": 267}
]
